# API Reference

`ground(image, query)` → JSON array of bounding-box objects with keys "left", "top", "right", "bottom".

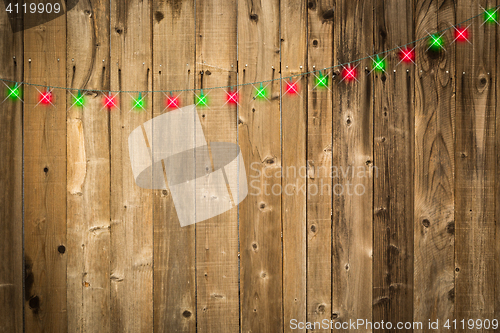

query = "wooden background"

[{"left": 0, "top": 0, "right": 499, "bottom": 332}]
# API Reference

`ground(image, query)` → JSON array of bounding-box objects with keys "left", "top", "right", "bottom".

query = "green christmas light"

[
  {"left": 372, "top": 55, "right": 386, "bottom": 73},
  {"left": 316, "top": 72, "right": 328, "bottom": 88},
  {"left": 484, "top": 8, "right": 498, "bottom": 25},
  {"left": 428, "top": 33, "right": 444, "bottom": 52},
  {"left": 196, "top": 90, "right": 208, "bottom": 107},
  {"left": 73, "top": 90, "right": 85, "bottom": 107},
  {"left": 132, "top": 92, "right": 146, "bottom": 111},
  {"left": 6, "top": 83, "right": 21, "bottom": 101},
  {"left": 255, "top": 83, "right": 267, "bottom": 100}
]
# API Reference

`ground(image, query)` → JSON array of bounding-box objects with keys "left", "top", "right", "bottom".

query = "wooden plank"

[
  {"left": 497, "top": 0, "right": 500, "bottom": 323},
  {"left": 455, "top": 1, "right": 497, "bottom": 331},
  {"left": 66, "top": 0, "right": 111, "bottom": 332},
  {"left": 0, "top": 6, "right": 23, "bottom": 333},
  {"left": 237, "top": 0, "right": 282, "bottom": 332},
  {"left": 152, "top": 0, "right": 196, "bottom": 332},
  {"left": 23, "top": 9, "right": 67, "bottom": 333},
  {"left": 331, "top": 0, "right": 373, "bottom": 330},
  {"left": 281, "top": 0, "right": 308, "bottom": 331},
  {"left": 306, "top": 0, "right": 333, "bottom": 331},
  {"left": 109, "top": 0, "right": 153, "bottom": 331},
  {"left": 372, "top": 0, "right": 414, "bottom": 328},
  {"left": 195, "top": 0, "right": 239, "bottom": 331},
  {"left": 414, "top": 0, "right": 455, "bottom": 329}
]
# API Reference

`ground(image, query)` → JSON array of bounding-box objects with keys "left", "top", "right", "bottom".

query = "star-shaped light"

[
  {"left": 285, "top": 79, "right": 299, "bottom": 95},
  {"left": 165, "top": 93, "right": 180, "bottom": 110},
  {"left": 371, "top": 55, "right": 387, "bottom": 74},
  {"left": 5, "top": 83, "right": 22, "bottom": 101},
  {"left": 398, "top": 46, "right": 416, "bottom": 65},
  {"left": 341, "top": 64, "right": 358, "bottom": 83},
  {"left": 39, "top": 90, "right": 53, "bottom": 105},
  {"left": 254, "top": 83, "right": 268, "bottom": 100},
  {"left": 427, "top": 33, "right": 445, "bottom": 52},
  {"left": 73, "top": 90, "right": 85, "bottom": 107},
  {"left": 132, "top": 92, "right": 146, "bottom": 112},
  {"left": 453, "top": 25, "right": 471, "bottom": 44},
  {"left": 226, "top": 89, "right": 239, "bottom": 105},
  {"left": 315, "top": 71, "right": 328, "bottom": 89},
  {"left": 103, "top": 93, "right": 118, "bottom": 110},
  {"left": 195, "top": 90, "right": 209, "bottom": 107},
  {"left": 483, "top": 7, "right": 499, "bottom": 25}
]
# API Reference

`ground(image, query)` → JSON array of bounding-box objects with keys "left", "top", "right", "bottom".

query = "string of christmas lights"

[{"left": 1, "top": 5, "right": 498, "bottom": 110}]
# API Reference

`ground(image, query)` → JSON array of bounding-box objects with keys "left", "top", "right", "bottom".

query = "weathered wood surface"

[
  {"left": 306, "top": 1, "right": 334, "bottom": 332},
  {"left": 281, "top": 0, "right": 308, "bottom": 331},
  {"left": 110, "top": 0, "right": 154, "bottom": 331},
  {"left": 195, "top": 1, "right": 239, "bottom": 332},
  {"left": 455, "top": 1, "right": 496, "bottom": 332},
  {"left": 0, "top": 1, "right": 499, "bottom": 331},
  {"left": 66, "top": 0, "right": 111, "bottom": 332},
  {"left": 372, "top": 0, "right": 415, "bottom": 329},
  {"left": 332, "top": 0, "right": 374, "bottom": 331},
  {"left": 238, "top": 0, "right": 283, "bottom": 332},
  {"left": 414, "top": 0, "right": 456, "bottom": 331},
  {"left": 0, "top": 6, "right": 23, "bottom": 333},
  {"left": 152, "top": 0, "right": 197, "bottom": 332}
]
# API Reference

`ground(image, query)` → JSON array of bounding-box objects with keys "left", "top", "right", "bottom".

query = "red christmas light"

[
  {"left": 39, "top": 90, "right": 52, "bottom": 105},
  {"left": 103, "top": 94, "right": 117, "bottom": 110},
  {"left": 226, "top": 89, "right": 239, "bottom": 105},
  {"left": 399, "top": 47, "right": 415, "bottom": 64},
  {"left": 166, "top": 94, "right": 180, "bottom": 109},
  {"left": 285, "top": 80, "right": 299, "bottom": 95},
  {"left": 342, "top": 65, "right": 357, "bottom": 82},
  {"left": 454, "top": 26, "right": 469, "bottom": 43}
]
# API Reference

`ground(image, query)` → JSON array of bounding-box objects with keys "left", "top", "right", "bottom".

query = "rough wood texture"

[
  {"left": 66, "top": 0, "right": 111, "bottom": 332},
  {"left": 0, "top": 8, "right": 23, "bottom": 333},
  {"left": 237, "top": 0, "right": 283, "bottom": 331},
  {"left": 306, "top": 0, "right": 334, "bottom": 331},
  {"left": 455, "top": 1, "right": 496, "bottom": 331},
  {"left": 332, "top": 0, "right": 374, "bottom": 330},
  {"left": 195, "top": 1, "right": 239, "bottom": 332},
  {"left": 372, "top": 0, "right": 414, "bottom": 328},
  {"left": 23, "top": 11, "right": 67, "bottom": 333},
  {"left": 414, "top": 0, "right": 455, "bottom": 330},
  {"left": 281, "top": 0, "right": 308, "bottom": 331},
  {"left": 152, "top": 0, "right": 197, "bottom": 332},
  {"left": 110, "top": 0, "right": 154, "bottom": 331}
]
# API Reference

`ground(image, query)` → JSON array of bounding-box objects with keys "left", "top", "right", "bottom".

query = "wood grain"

[
  {"left": 110, "top": 0, "right": 154, "bottom": 331},
  {"left": 455, "top": 1, "right": 496, "bottom": 331},
  {"left": 332, "top": 0, "right": 374, "bottom": 330},
  {"left": 281, "top": 0, "right": 308, "bottom": 331},
  {"left": 306, "top": 0, "right": 334, "bottom": 331},
  {"left": 0, "top": 7, "right": 23, "bottom": 333},
  {"left": 372, "top": 0, "right": 414, "bottom": 329},
  {"left": 66, "top": 0, "right": 111, "bottom": 332},
  {"left": 152, "top": 0, "right": 197, "bottom": 332},
  {"left": 23, "top": 9, "right": 67, "bottom": 333},
  {"left": 195, "top": 1, "right": 239, "bottom": 332},
  {"left": 414, "top": 0, "right": 455, "bottom": 330},
  {"left": 237, "top": 0, "right": 282, "bottom": 331}
]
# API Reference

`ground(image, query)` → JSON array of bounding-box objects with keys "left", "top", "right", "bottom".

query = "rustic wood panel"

[
  {"left": 66, "top": 0, "right": 111, "bottom": 332},
  {"left": 455, "top": 1, "right": 497, "bottom": 331},
  {"left": 414, "top": 0, "right": 456, "bottom": 330},
  {"left": 372, "top": 0, "right": 415, "bottom": 329},
  {"left": 332, "top": 0, "right": 374, "bottom": 330},
  {"left": 194, "top": 1, "right": 239, "bottom": 332},
  {"left": 0, "top": 7, "right": 23, "bottom": 333},
  {"left": 281, "top": 0, "right": 308, "bottom": 331},
  {"left": 237, "top": 0, "right": 282, "bottom": 331},
  {"left": 152, "top": 0, "right": 197, "bottom": 332},
  {"left": 497, "top": 0, "right": 500, "bottom": 322},
  {"left": 109, "top": 0, "right": 154, "bottom": 331},
  {"left": 305, "top": 0, "right": 334, "bottom": 331},
  {"left": 23, "top": 10, "right": 67, "bottom": 333}
]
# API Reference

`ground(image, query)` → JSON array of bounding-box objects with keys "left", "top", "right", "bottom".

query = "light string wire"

[{"left": 0, "top": 5, "right": 498, "bottom": 95}]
